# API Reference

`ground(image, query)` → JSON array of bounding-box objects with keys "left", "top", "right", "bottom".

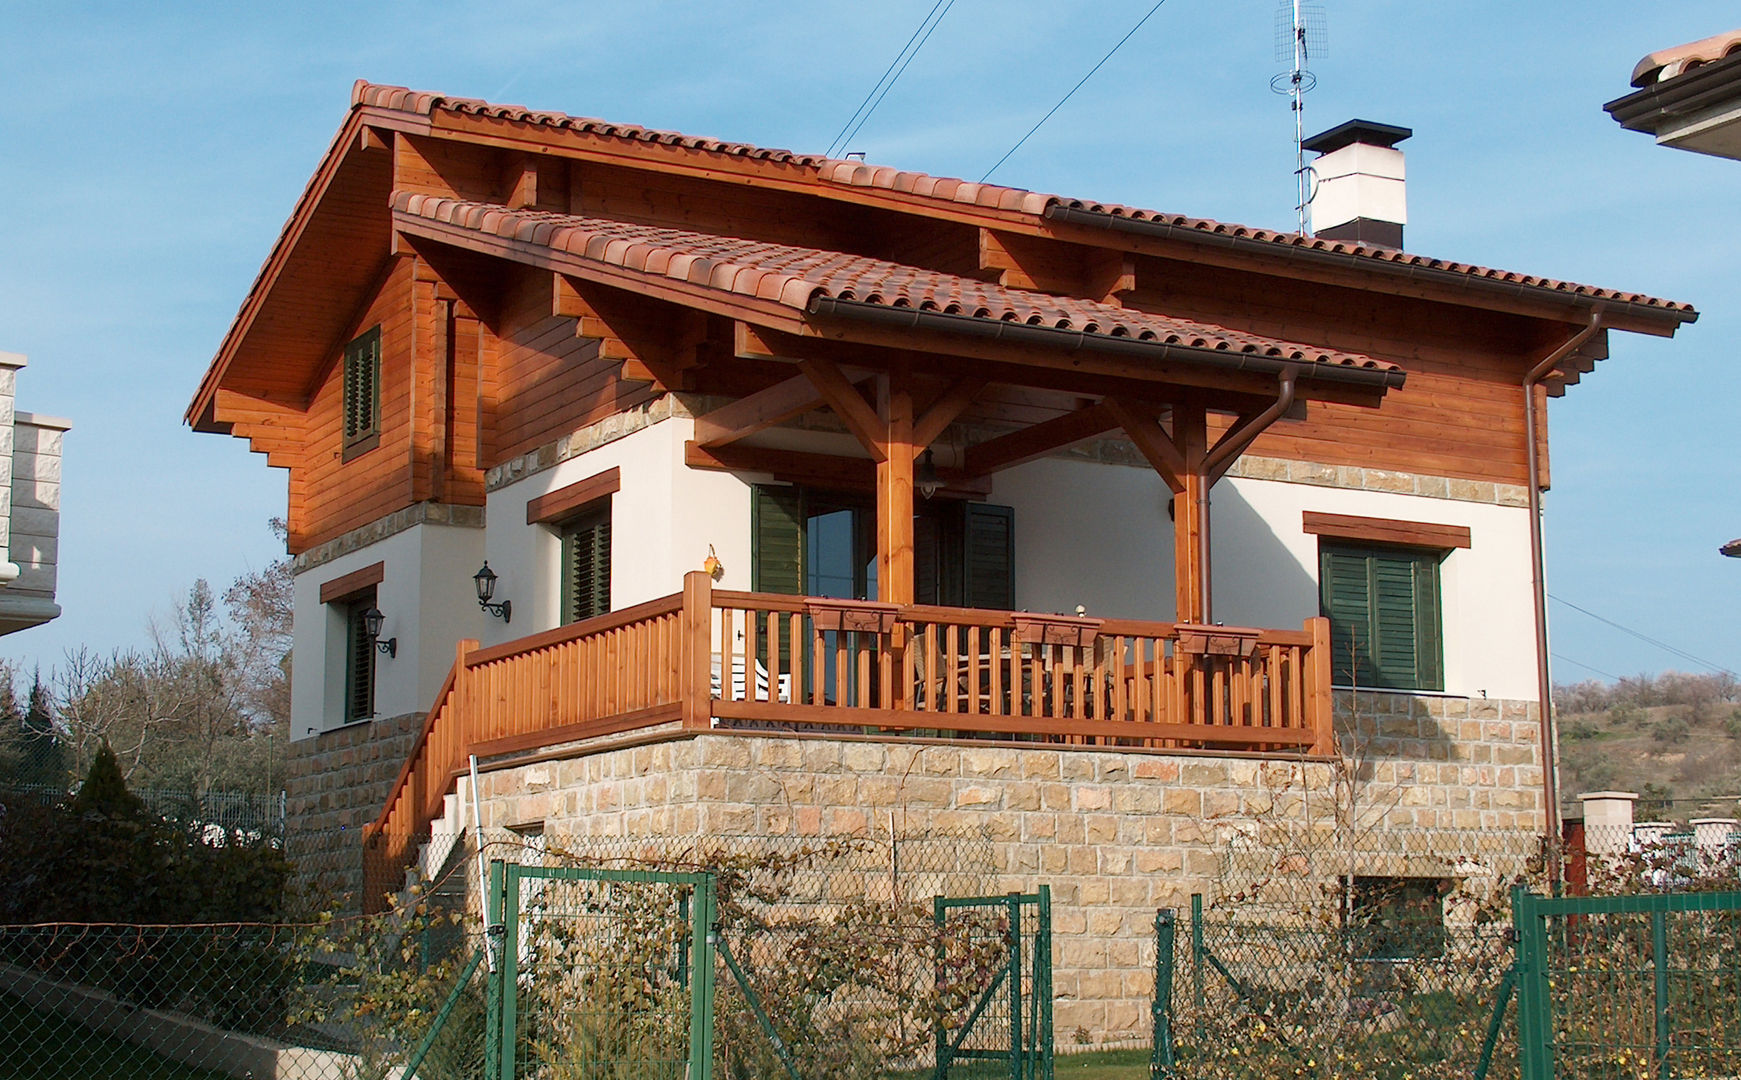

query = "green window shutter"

[
  {"left": 344, "top": 595, "right": 376, "bottom": 723},
  {"left": 560, "top": 505, "right": 611, "bottom": 624},
  {"left": 961, "top": 503, "right": 1015, "bottom": 611},
  {"left": 1319, "top": 542, "right": 1444, "bottom": 692},
  {"left": 342, "top": 327, "right": 381, "bottom": 453},
  {"left": 751, "top": 485, "right": 805, "bottom": 595}
]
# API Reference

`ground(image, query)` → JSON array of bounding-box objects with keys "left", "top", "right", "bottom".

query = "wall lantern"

[
  {"left": 473, "top": 562, "right": 512, "bottom": 623},
  {"left": 916, "top": 449, "right": 942, "bottom": 500},
  {"left": 361, "top": 606, "right": 397, "bottom": 658}
]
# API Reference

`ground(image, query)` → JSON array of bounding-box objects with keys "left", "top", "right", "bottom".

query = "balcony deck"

[{"left": 367, "top": 571, "right": 1334, "bottom": 879}]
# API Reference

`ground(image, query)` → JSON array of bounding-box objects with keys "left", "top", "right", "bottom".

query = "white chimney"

[{"left": 1304, "top": 119, "right": 1412, "bottom": 248}]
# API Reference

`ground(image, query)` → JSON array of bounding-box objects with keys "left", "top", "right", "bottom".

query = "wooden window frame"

[
  {"left": 1303, "top": 511, "right": 1471, "bottom": 551},
  {"left": 342, "top": 326, "right": 382, "bottom": 461},
  {"left": 319, "top": 561, "right": 384, "bottom": 605}
]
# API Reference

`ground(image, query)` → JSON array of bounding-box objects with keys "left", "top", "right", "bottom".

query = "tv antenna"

[{"left": 1271, "top": 0, "right": 1327, "bottom": 233}]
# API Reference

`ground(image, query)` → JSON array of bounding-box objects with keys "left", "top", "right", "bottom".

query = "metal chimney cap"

[{"left": 1302, "top": 119, "right": 1413, "bottom": 155}]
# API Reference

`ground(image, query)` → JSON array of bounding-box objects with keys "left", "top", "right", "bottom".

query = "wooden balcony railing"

[{"left": 365, "top": 571, "right": 1333, "bottom": 899}]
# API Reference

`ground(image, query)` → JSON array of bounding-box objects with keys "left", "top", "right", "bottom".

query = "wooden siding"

[
  {"left": 294, "top": 257, "right": 418, "bottom": 551},
  {"left": 490, "top": 264, "right": 657, "bottom": 467}
]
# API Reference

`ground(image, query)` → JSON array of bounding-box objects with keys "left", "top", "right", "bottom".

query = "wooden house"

[{"left": 190, "top": 82, "right": 1691, "bottom": 1032}]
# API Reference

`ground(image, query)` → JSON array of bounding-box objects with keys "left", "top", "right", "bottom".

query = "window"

[
  {"left": 752, "top": 485, "right": 1013, "bottom": 608},
  {"left": 342, "top": 590, "right": 377, "bottom": 723},
  {"left": 342, "top": 326, "right": 381, "bottom": 458},
  {"left": 1347, "top": 876, "right": 1449, "bottom": 961},
  {"left": 1319, "top": 541, "right": 1444, "bottom": 691},
  {"left": 559, "top": 503, "right": 611, "bottom": 624}
]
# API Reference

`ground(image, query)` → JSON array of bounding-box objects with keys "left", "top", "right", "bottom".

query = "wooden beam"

[
  {"left": 693, "top": 373, "right": 824, "bottom": 448},
  {"left": 961, "top": 402, "right": 1119, "bottom": 476},
  {"left": 1173, "top": 401, "right": 1208, "bottom": 625},
  {"left": 1103, "top": 398, "right": 1185, "bottom": 493},
  {"left": 799, "top": 357, "right": 887, "bottom": 461},
  {"left": 526, "top": 466, "right": 621, "bottom": 525},
  {"left": 320, "top": 562, "right": 384, "bottom": 605},
  {"left": 1302, "top": 511, "right": 1472, "bottom": 550},
  {"left": 912, "top": 377, "right": 988, "bottom": 451},
  {"left": 685, "top": 441, "right": 991, "bottom": 496}
]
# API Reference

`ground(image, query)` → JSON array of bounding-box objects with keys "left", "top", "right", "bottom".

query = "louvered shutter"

[
  {"left": 344, "top": 596, "right": 375, "bottom": 722},
  {"left": 1319, "top": 543, "right": 1443, "bottom": 691},
  {"left": 752, "top": 486, "right": 805, "bottom": 595},
  {"left": 560, "top": 506, "right": 611, "bottom": 623},
  {"left": 961, "top": 503, "right": 1015, "bottom": 611},
  {"left": 343, "top": 328, "right": 380, "bottom": 447},
  {"left": 914, "top": 514, "right": 941, "bottom": 605}
]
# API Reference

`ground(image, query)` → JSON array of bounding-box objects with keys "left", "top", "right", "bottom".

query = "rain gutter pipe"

[
  {"left": 804, "top": 297, "right": 1406, "bottom": 392},
  {"left": 1525, "top": 308, "right": 1603, "bottom": 883}
]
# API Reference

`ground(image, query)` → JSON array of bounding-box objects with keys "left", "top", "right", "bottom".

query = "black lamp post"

[
  {"left": 474, "top": 562, "right": 512, "bottom": 623},
  {"left": 361, "top": 606, "right": 397, "bottom": 658}
]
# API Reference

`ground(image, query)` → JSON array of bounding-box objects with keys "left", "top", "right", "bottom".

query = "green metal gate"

[
  {"left": 933, "top": 887, "right": 1052, "bottom": 1080},
  {"left": 1513, "top": 886, "right": 1741, "bottom": 1080},
  {"left": 483, "top": 859, "right": 718, "bottom": 1080}
]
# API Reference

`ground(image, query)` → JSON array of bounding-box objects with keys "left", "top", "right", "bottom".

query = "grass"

[
  {"left": 0, "top": 991, "right": 234, "bottom": 1080},
  {"left": 1053, "top": 1047, "right": 1152, "bottom": 1078}
]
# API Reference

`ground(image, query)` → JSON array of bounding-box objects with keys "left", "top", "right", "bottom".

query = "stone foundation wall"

[
  {"left": 284, "top": 713, "right": 423, "bottom": 835},
  {"left": 465, "top": 690, "right": 1544, "bottom": 1042}
]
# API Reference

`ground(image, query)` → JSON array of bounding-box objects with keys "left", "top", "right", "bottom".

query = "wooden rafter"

[
  {"left": 912, "top": 377, "right": 987, "bottom": 452},
  {"left": 692, "top": 373, "right": 825, "bottom": 449},
  {"left": 684, "top": 440, "right": 989, "bottom": 496},
  {"left": 960, "top": 402, "right": 1118, "bottom": 477},
  {"left": 1103, "top": 398, "right": 1185, "bottom": 492}
]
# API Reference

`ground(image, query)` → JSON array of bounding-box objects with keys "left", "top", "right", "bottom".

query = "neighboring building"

[
  {"left": 0, "top": 352, "right": 67, "bottom": 636},
  {"left": 189, "top": 83, "right": 1692, "bottom": 1034},
  {"left": 1607, "top": 31, "right": 1741, "bottom": 561}
]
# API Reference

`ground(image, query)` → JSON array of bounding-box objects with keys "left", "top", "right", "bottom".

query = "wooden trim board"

[
  {"left": 526, "top": 465, "right": 621, "bottom": 524},
  {"left": 319, "top": 561, "right": 384, "bottom": 604},
  {"left": 1302, "top": 511, "right": 1471, "bottom": 550}
]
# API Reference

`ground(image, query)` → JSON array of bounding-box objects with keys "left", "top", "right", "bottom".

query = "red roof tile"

[
  {"left": 392, "top": 192, "right": 1402, "bottom": 379},
  {"left": 1631, "top": 28, "right": 1741, "bottom": 87},
  {"left": 354, "top": 81, "right": 1693, "bottom": 320}
]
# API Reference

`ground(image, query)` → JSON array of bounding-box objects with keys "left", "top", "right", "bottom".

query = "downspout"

[
  {"left": 1524, "top": 308, "right": 1603, "bottom": 883},
  {"left": 1199, "top": 370, "right": 1298, "bottom": 623}
]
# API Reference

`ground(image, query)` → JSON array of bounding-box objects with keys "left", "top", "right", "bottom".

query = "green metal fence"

[
  {"left": 1152, "top": 894, "right": 1519, "bottom": 1080},
  {"left": 932, "top": 889, "right": 1053, "bottom": 1080},
  {"left": 1513, "top": 887, "right": 1741, "bottom": 1080}
]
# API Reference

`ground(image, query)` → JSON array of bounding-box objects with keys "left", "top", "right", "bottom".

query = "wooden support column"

[
  {"left": 1173, "top": 400, "right": 1209, "bottom": 625},
  {"left": 877, "top": 365, "right": 916, "bottom": 607}
]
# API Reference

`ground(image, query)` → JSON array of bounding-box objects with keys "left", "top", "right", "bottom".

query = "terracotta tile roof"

[
  {"left": 392, "top": 192, "right": 1402, "bottom": 379},
  {"left": 354, "top": 81, "right": 1693, "bottom": 321},
  {"left": 1631, "top": 28, "right": 1741, "bottom": 87}
]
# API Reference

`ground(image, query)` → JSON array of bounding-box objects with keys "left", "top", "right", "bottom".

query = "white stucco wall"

[
  {"left": 992, "top": 457, "right": 1538, "bottom": 701},
  {"left": 483, "top": 416, "right": 754, "bottom": 647},
  {"left": 290, "top": 521, "right": 489, "bottom": 741}
]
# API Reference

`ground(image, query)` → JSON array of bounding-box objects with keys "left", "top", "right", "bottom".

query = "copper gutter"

[{"left": 1525, "top": 308, "right": 1603, "bottom": 881}]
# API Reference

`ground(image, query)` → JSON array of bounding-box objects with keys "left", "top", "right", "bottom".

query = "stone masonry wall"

[
  {"left": 284, "top": 713, "right": 423, "bottom": 835},
  {"left": 467, "top": 690, "right": 1544, "bottom": 1043}
]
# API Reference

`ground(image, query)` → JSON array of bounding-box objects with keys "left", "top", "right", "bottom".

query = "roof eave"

[
  {"left": 1606, "top": 51, "right": 1741, "bottom": 134},
  {"left": 1043, "top": 205, "right": 1697, "bottom": 335}
]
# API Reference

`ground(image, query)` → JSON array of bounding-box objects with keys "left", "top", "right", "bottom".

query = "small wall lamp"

[
  {"left": 473, "top": 562, "right": 512, "bottom": 623},
  {"left": 361, "top": 606, "right": 397, "bottom": 658},
  {"left": 916, "top": 449, "right": 942, "bottom": 500}
]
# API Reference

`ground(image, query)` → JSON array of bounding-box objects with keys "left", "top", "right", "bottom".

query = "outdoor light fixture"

[
  {"left": 473, "top": 562, "right": 512, "bottom": 623},
  {"left": 361, "top": 606, "right": 397, "bottom": 658},
  {"left": 916, "top": 449, "right": 942, "bottom": 499}
]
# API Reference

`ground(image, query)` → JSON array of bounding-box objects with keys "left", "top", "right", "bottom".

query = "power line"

[
  {"left": 1551, "top": 652, "right": 1622, "bottom": 682},
  {"left": 979, "top": 0, "right": 1170, "bottom": 183},
  {"left": 826, "top": 0, "right": 955, "bottom": 159},
  {"left": 1548, "top": 593, "right": 1736, "bottom": 678}
]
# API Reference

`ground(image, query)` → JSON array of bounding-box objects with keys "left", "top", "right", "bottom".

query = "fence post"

[
  {"left": 1152, "top": 909, "right": 1175, "bottom": 1080},
  {"left": 1306, "top": 616, "right": 1334, "bottom": 755},
  {"left": 1038, "top": 885, "right": 1053, "bottom": 1080},
  {"left": 934, "top": 896, "right": 948, "bottom": 1080},
  {"left": 682, "top": 570, "right": 714, "bottom": 730},
  {"left": 498, "top": 863, "right": 522, "bottom": 1080},
  {"left": 690, "top": 874, "right": 718, "bottom": 1080},
  {"left": 1008, "top": 893, "right": 1023, "bottom": 1080},
  {"left": 1652, "top": 908, "right": 1671, "bottom": 1080},
  {"left": 1190, "top": 894, "right": 1205, "bottom": 1049},
  {"left": 1513, "top": 887, "right": 1554, "bottom": 1080},
  {"left": 484, "top": 859, "right": 505, "bottom": 1080}
]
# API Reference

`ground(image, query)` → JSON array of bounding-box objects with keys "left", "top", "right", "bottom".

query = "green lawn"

[{"left": 0, "top": 991, "right": 235, "bottom": 1080}]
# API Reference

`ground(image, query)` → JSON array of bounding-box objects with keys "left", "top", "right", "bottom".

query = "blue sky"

[{"left": 0, "top": 1, "right": 1735, "bottom": 684}]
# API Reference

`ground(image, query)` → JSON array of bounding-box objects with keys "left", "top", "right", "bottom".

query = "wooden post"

[
  {"left": 1172, "top": 401, "right": 1208, "bottom": 624},
  {"left": 878, "top": 365, "right": 915, "bottom": 707},
  {"left": 681, "top": 570, "right": 714, "bottom": 730},
  {"left": 1306, "top": 616, "right": 1335, "bottom": 755}
]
